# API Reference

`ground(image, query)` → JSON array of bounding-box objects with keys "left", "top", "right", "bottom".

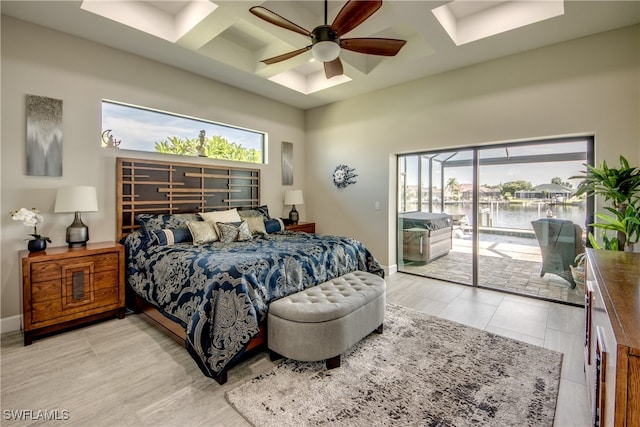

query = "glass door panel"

[
  {"left": 397, "top": 150, "right": 473, "bottom": 286},
  {"left": 476, "top": 141, "right": 588, "bottom": 304}
]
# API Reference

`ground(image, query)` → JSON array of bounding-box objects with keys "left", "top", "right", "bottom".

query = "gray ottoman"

[{"left": 267, "top": 271, "right": 386, "bottom": 369}]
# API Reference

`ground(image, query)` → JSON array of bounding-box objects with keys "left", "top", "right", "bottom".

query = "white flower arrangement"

[{"left": 10, "top": 208, "right": 51, "bottom": 242}]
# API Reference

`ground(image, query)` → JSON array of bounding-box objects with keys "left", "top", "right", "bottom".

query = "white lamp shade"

[
  {"left": 311, "top": 41, "right": 340, "bottom": 62},
  {"left": 54, "top": 186, "right": 98, "bottom": 213},
  {"left": 284, "top": 190, "right": 304, "bottom": 206}
]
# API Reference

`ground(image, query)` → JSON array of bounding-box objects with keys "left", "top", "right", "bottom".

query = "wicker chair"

[{"left": 531, "top": 218, "right": 585, "bottom": 288}]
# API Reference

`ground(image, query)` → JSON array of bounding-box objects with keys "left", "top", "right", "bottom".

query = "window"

[{"left": 101, "top": 100, "right": 266, "bottom": 164}]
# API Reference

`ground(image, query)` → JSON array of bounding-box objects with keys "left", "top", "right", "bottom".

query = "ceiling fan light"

[{"left": 311, "top": 41, "right": 340, "bottom": 62}]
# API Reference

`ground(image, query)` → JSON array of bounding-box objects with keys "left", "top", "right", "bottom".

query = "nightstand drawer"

[
  {"left": 31, "top": 268, "right": 120, "bottom": 304},
  {"left": 30, "top": 253, "right": 119, "bottom": 283},
  {"left": 31, "top": 287, "right": 120, "bottom": 325}
]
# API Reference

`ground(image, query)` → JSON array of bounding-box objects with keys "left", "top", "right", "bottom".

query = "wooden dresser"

[
  {"left": 584, "top": 248, "right": 640, "bottom": 427},
  {"left": 21, "top": 242, "right": 126, "bottom": 345}
]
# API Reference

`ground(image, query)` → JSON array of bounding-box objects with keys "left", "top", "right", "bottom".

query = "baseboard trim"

[
  {"left": 1, "top": 315, "right": 22, "bottom": 334},
  {"left": 384, "top": 264, "right": 398, "bottom": 276}
]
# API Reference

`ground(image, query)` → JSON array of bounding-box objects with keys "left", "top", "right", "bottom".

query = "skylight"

[
  {"left": 432, "top": 0, "right": 565, "bottom": 46},
  {"left": 268, "top": 60, "right": 351, "bottom": 95},
  {"left": 81, "top": 0, "right": 218, "bottom": 43}
]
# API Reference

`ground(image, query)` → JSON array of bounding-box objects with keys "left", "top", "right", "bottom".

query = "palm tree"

[{"left": 445, "top": 178, "right": 461, "bottom": 199}]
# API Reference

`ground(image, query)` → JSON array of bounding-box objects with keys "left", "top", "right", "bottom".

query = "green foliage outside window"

[
  {"left": 500, "top": 180, "right": 534, "bottom": 198},
  {"left": 154, "top": 135, "right": 262, "bottom": 163}
]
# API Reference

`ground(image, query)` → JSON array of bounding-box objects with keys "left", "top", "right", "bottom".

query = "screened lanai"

[{"left": 397, "top": 137, "right": 594, "bottom": 305}]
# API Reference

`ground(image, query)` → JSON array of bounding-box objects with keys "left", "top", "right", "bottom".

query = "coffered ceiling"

[{"left": 2, "top": 1, "right": 639, "bottom": 110}]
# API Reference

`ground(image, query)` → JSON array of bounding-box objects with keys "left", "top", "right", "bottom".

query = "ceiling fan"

[{"left": 249, "top": 0, "right": 407, "bottom": 79}]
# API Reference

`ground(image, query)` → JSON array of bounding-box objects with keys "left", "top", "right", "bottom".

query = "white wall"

[
  {"left": 2, "top": 16, "right": 639, "bottom": 328},
  {"left": 1, "top": 17, "right": 306, "bottom": 327},
  {"left": 305, "top": 25, "right": 640, "bottom": 270}
]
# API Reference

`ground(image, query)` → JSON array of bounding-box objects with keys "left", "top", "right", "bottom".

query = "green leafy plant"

[
  {"left": 154, "top": 135, "right": 261, "bottom": 163},
  {"left": 588, "top": 231, "right": 619, "bottom": 251},
  {"left": 590, "top": 201, "right": 640, "bottom": 250},
  {"left": 571, "top": 155, "right": 640, "bottom": 250}
]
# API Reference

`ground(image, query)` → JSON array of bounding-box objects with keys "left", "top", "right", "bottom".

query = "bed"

[
  {"left": 116, "top": 158, "right": 383, "bottom": 384},
  {"left": 399, "top": 212, "right": 453, "bottom": 263}
]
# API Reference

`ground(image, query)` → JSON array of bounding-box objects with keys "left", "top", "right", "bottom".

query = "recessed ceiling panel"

[
  {"left": 81, "top": 0, "right": 218, "bottom": 43},
  {"left": 269, "top": 60, "right": 351, "bottom": 94},
  {"left": 433, "top": 0, "right": 565, "bottom": 46}
]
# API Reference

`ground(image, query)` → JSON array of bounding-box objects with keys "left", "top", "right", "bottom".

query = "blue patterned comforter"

[{"left": 122, "top": 230, "right": 383, "bottom": 379}]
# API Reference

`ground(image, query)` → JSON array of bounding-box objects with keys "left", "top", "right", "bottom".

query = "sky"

[
  {"left": 401, "top": 140, "right": 588, "bottom": 188},
  {"left": 441, "top": 161, "right": 585, "bottom": 188}
]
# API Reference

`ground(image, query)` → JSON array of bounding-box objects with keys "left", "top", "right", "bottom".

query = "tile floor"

[{"left": 0, "top": 272, "right": 591, "bottom": 426}]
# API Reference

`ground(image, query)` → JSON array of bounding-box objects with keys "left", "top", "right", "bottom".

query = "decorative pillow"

[
  {"left": 151, "top": 228, "right": 192, "bottom": 246},
  {"left": 239, "top": 205, "right": 271, "bottom": 219},
  {"left": 136, "top": 213, "right": 202, "bottom": 242},
  {"left": 187, "top": 221, "right": 218, "bottom": 244},
  {"left": 244, "top": 216, "right": 267, "bottom": 235},
  {"left": 199, "top": 209, "right": 242, "bottom": 224},
  {"left": 238, "top": 209, "right": 263, "bottom": 219},
  {"left": 264, "top": 218, "right": 285, "bottom": 234},
  {"left": 217, "top": 221, "right": 253, "bottom": 243}
]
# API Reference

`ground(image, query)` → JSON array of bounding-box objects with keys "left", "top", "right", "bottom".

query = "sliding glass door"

[{"left": 397, "top": 137, "right": 592, "bottom": 305}]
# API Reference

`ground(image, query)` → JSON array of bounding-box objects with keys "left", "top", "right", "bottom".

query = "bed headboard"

[{"left": 116, "top": 157, "right": 260, "bottom": 240}]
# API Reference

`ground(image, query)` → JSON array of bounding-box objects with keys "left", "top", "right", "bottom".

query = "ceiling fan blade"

[
  {"left": 331, "top": 0, "right": 382, "bottom": 36},
  {"left": 340, "top": 38, "right": 407, "bottom": 56},
  {"left": 249, "top": 6, "right": 312, "bottom": 38},
  {"left": 324, "top": 58, "right": 344, "bottom": 79},
  {"left": 261, "top": 46, "right": 311, "bottom": 65}
]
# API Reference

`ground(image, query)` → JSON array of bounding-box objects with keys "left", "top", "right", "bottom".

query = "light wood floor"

[{"left": 1, "top": 273, "right": 590, "bottom": 426}]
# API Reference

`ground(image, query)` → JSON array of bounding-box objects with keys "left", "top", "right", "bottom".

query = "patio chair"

[{"left": 531, "top": 218, "right": 585, "bottom": 288}]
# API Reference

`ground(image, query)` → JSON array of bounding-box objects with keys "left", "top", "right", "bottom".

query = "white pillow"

[
  {"left": 199, "top": 209, "right": 242, "bottom": 238},
  {"left": 199, "top": 208, "right": 242, "bottom": 224}
]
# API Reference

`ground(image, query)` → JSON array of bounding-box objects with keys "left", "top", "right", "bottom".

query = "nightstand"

[
  {"left": 20, "top": 242, "right": 126, "bottom": 345},
  {"left": 286, "top": 222, "right": 316, "bottom": 233}
]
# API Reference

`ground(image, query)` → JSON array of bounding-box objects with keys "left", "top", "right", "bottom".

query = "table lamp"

[
  {"left": 284, "top": 190, "right": 304, "bottom": 224},
  {"left": 54, "top": 186, "right": 98, "bottom": 247}
]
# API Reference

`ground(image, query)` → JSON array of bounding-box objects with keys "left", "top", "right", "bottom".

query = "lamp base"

[
  {"left": 289, "top": 205, "right": 299, "bottom": 225},
  {"left": 66, "top": 211, "right": 89, "bottom": 248}
]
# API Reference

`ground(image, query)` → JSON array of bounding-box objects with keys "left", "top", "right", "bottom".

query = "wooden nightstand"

[
  {"left": 20, "top": 242, "right": 125, "bottom": 345},
  {"left": 286, "top": 222, "right": 316, "bottom": 233}
]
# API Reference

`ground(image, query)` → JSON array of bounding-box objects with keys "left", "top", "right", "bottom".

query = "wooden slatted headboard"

[{"left": 116, "top": 157, "right": 260, "bottom": 240}]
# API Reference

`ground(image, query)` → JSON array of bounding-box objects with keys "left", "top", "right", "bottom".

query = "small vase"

[{"left": 27, "top": 239, "right": 47, "bottom": 252}]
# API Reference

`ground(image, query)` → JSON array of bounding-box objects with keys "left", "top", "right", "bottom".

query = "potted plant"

[
  {"left": 570, "top": 252, "right": 586, "bottom": 292},
  {"left": 10, "top": 207, "right": 52, "bottom": 252},
  {"left": 571, "top": 155, "right": 640, "bottom": 251}
]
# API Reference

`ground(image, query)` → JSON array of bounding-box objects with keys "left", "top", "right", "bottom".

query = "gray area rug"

[{"left": 226, "top": 304, "right": 562, "bottom": 427}]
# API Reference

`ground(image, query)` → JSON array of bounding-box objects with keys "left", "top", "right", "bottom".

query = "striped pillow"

[{"left": 152, "top": 228, "right": 192, "bottom": 246}]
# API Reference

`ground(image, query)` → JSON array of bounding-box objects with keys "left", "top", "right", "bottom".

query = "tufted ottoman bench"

[{"left": 267, "top": 270, "right": 386, "bottom": 369}]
